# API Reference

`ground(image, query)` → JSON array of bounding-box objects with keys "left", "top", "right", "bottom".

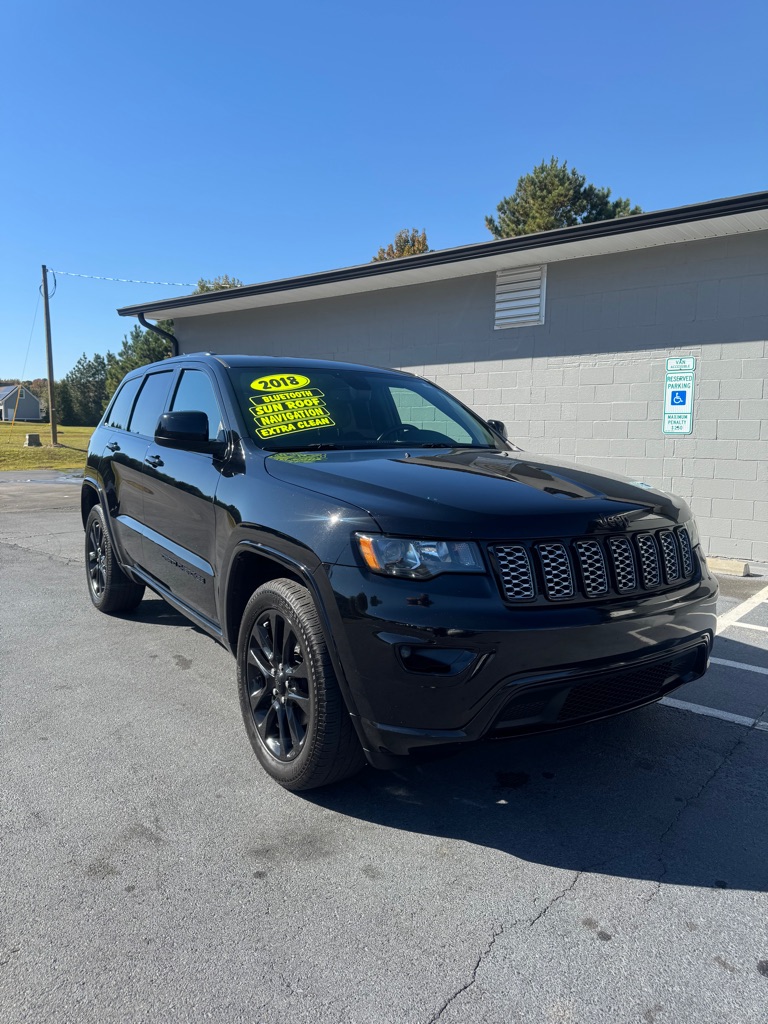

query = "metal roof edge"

[{"left": 118, "top": 190, "right": 768, "bottom": 318}]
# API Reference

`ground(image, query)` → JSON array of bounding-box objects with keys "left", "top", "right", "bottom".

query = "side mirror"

[
  {"left": 155, "top": 411, "right": 226, "bottom": 455},
  {"left": 486, "top": 418, "right": 508, "bottom": 441}
]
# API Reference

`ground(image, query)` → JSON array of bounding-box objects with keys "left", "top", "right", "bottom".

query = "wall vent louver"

[{"left": 494, "top": 266, "right": 546, "bottom": 329}]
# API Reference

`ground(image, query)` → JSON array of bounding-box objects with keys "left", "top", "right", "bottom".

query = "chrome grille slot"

[
  {"left": 636, "top": 533, "right": 661, "bottom": 588},
  {"left": 574, "top": 539, "right": 609, "bottom": 596},
  {"left": 658, "top": 530, "right": 680, "bottom": 583},
  {"left": 492, "top": 524, "right": 698, "bottom": 606},
  {"left": 494, "top": 545, "right": 535, "bottom": 601},
  {"left": 537, "top": 542, "right": 574, "bottom": 600},
  {"left": 676, "top": 527, "right": 694, "bottom": 577},
  {"left": 607, "top": 536, "right": 637, "bottom": 592}
]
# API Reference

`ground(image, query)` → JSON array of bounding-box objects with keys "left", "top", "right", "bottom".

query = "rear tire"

[
  {"left": 85, "top": 505, "right": 145, "bottom": 614},
  {"left": 237, "top": 579, "right": 365, "bottom": 791}
]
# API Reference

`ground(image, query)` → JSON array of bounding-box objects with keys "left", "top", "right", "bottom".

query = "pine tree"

[
  {"left": 486, "top": 158, "right": 642, "bottom": 238},
  {"left": 372, "top": 228, "right": 430, "bottom": 262}
]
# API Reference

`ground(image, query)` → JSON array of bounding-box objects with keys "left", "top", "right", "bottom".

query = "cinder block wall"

[
  {"left": 175, "top": 233, "right": 768, "bottom": 561},
  {"left": 405, "top": 339, "right": 768, "bottom": 562}
]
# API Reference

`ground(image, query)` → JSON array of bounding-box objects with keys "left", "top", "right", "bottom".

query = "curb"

[{"left": 708, "top": 556, "right": 750, "bottom": 577}]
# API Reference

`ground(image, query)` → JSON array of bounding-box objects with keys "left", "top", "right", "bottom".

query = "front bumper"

[{"left": 325, "top": 563, "right": 718, "bottom": 762}]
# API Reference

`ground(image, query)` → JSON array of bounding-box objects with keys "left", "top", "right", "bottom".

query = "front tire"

[
  {"left": 85, "top": 505, "right": 145, "bottom": 614},
  {"left": 237, "top": 579, "right": 365, "bottom": 791}
]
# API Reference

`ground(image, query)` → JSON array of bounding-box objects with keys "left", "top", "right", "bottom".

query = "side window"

[
  {"left": 389, "top": 386, "right": 473, "bottom": 444},
  {"left": 128, "top": 371, "right": 174, "bottom": 437},
  {"left": 105, "top": 376, "right": 142, "bottom": 430},
  {"left": 170, "top": 369, "right": 225, "bottom": 441}
]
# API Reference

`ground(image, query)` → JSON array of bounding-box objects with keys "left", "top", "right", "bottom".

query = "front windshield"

[{"left": 227, "top": 366, "right": 503, "bottom": 451}]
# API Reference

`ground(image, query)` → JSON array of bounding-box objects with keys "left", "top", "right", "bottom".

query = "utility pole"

[{"left": 41, "top": 265, "right": 58, "bottom": 445}]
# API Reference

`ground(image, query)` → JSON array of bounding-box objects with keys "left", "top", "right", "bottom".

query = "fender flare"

[
  {"left": 226, "top": 539, "right": 367, "bottom": 746},
  {"left": 81, "top": 476, "right": 142, "bottom": 584}
]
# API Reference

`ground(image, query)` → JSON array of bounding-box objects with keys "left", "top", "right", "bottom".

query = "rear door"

[{"left": 99, "top": 374, "right": 148, "bottom": 569}]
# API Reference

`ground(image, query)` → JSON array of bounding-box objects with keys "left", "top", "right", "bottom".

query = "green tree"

[
  {"left": 55, "top": 379, "right": 76, "bottom": 426},
  {"left": 196, "top": 274, "right": 244, "bottom": 292},
  {"left": 62, "top": 353, "right": 108, "bottom": 425},
  {"left": 485, "top": 157, "right": 643, "bottom": 239},
  {"left": 103, "top": 275, "right": 244, "bottom": 402},
  {"left": 372, "top": 228, "right": 430, "bottom": 262},
  {"left": 105, "top": 324, "right": 173, "bottom": 401}
]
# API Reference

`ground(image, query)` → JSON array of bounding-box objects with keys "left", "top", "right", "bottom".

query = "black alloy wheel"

[
  {"left": 87, "top": 515, "right": 108, "bottom": 601},
  {"left": 246, "top": 607, "right": 312, "bottom": 762},
  {"left": 84, "top": 505, "right": 145, "bottom": 614},
  {"left": 237, "top": 579, "right": 365, "bottom": 791}
]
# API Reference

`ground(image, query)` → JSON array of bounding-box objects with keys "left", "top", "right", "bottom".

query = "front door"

[{"left": 139, "top": 368, "right": 227, "bottom": 625}]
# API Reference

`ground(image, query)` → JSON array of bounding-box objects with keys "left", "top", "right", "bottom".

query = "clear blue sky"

[{"left": 2, "top": 0, "right": 766, "bottom": 381}]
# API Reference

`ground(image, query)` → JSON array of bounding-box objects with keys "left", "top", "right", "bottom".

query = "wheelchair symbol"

[{"left": 671, "top": 390, "right": 687, "bottom": 406}]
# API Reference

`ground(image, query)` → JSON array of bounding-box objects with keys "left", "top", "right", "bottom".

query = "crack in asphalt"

[
  {"left": 426, "top": 923, "right": 505, "bottom": 1023},
  {"left": 1, "top": 505, "right": 80, "bottom": 514},
  {"left": 0, "top": 538, "right": 79, "bottom": 567},
  {"left": 525, "top": 844, "right": 635, "bottom": 931},
  {"left": 755, "top": 688, "right": 768, "bottom": 731},
  {"left": 643, "top": 725, "right": 750, "bottom": 903},
  {"left": 528, "top": 870, "right": 582, "bottom": 927}
]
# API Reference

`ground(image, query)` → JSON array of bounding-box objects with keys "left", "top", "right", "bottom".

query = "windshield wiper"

[{"left": 264, "top": 442, "right": 356, "bottom": 452}]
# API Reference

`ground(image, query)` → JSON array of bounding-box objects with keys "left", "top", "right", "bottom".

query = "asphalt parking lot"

[{"left": 2, "top": 471, "right": 767, "bottom": 1024}]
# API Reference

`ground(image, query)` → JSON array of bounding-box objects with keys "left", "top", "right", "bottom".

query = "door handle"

[
  {"left": 145, "top": 454, "right": 164, "bottom": 468},
  {"left": 106, "top": 441, "right": 120, "bottom": 452}
]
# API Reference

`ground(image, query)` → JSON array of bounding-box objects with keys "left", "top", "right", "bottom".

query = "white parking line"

[
  {"left": 663, "top": 581, "right": 768, "bottom": 731},
  {"left": 717, "top": 581, "right": 768, "bottom": 634},
  {"left": 660, "top": 696, "right": 766, "bottom": 730},
  {"left": 710, "top": 657, "right": 768, "bottom": 677}
]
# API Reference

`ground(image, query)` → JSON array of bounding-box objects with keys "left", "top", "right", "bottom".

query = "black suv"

[{"left": 82, "top": 354, "right": 717, "bottom": 790}]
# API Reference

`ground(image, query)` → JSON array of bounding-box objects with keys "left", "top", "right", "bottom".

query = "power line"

[{"left": 50, "top": 269, "right": 196, "bottom": 288}]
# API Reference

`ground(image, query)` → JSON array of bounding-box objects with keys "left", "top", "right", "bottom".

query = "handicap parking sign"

[{"left": 663, "top": 365, "right": 695, "bottom": 434}]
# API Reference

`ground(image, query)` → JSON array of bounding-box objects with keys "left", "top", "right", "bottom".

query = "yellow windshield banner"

[{"left": 248, "top": 376, "right": 336, "bottom": 439}]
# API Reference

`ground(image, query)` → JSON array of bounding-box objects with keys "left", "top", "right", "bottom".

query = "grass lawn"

[{"left": 0, "top": 422, "right": 94, "bottom": 471}]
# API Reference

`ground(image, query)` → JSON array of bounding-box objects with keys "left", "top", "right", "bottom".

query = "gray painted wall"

[
  {"left": 0, "top": 389, "right": 41, "bottom": 421},
  {"left": 174, "top": 232, "right": 768, "bottom": 562}
]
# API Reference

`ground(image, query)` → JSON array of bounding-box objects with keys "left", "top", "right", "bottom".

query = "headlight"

[
  {"left": 355, "top": 534, "right": 483, "bottom": 579},
  {"left": 686, "top": 517, "right": 701, "bottom": 549},
  {"left": 685, "top": 518, "right": 706, "bottom": 567}
]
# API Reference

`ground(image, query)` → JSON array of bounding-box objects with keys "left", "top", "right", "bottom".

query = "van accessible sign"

[{"left": 663, "top": 356, "right": 695, "bottom": 434}]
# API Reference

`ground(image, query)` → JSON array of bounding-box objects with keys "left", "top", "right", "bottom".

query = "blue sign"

[{"left": 670, "top": 390, "right": 687, "bottom": 406}]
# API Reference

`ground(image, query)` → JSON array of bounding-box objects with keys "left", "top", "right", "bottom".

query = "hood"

[{"left": 263, "top": 448, "right": 690, "bottom": 540}]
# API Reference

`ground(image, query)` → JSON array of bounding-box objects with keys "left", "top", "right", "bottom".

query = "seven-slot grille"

[{"left": 493, "top": 526, "right": 696, "bottom": 604}]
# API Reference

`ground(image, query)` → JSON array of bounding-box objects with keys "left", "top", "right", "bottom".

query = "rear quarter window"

[
  {"left": 128, "top": 371, "right": 175, "bottom": 437},
  {"left": 104, "top": 376, "right": 142, "bottom": 430}
]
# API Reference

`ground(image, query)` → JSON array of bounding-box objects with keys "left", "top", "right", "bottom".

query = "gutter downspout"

[{"left": 138, "top": 312, "right": 178, "bottom": 357}]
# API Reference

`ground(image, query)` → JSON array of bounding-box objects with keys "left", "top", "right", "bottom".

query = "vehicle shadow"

[
  {"left": 118, "top": 594, "right": 210, "bottom": 636},
  {"left": 309, "top": 704, "right": 768, "bottom": 893}
]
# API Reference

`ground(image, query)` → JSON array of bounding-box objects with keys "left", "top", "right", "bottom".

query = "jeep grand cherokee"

[{"left": 82, "top": 354, "right": 717, "bottom": 790}]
